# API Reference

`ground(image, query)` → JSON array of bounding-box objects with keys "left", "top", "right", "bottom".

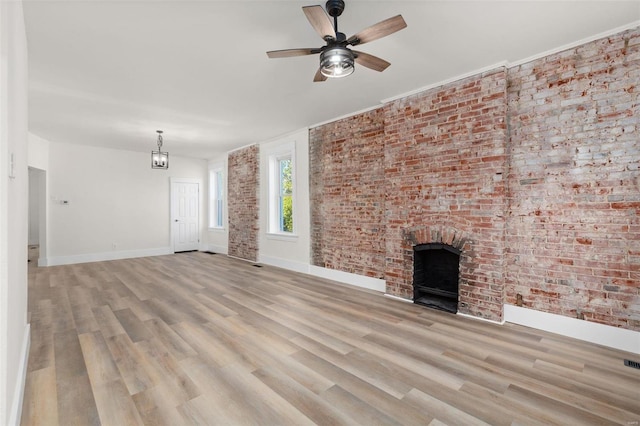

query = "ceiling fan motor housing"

[
  {"left": 325, "top": 0, "right": 345, "bottom": 17},
  {"left": 266, "top": 1, "right": 406, "bottom": 81}
]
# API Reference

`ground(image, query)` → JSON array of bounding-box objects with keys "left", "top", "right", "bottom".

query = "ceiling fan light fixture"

[{"left": 320, "top": 47, "right": 354, "bottom": 78}]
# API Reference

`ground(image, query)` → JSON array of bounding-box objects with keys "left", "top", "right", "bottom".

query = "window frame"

[
  {"left": 208, "top": 165, "right": 225, "bottom": 229},
  {"left": 268, "top": 144, "right": 296, "bottom": 236}
]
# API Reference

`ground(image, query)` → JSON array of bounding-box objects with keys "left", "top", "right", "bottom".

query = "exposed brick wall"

[
  {"left": 227, "top": 145, "right": 259, "bottom": 262},
  {"left": 384, "top": 69, "right": 508, "bottom": 322},
  {"left": 308, "top": 27, "right": 639, "bottom": 329},
  {"left": 309, "top": 110, "right": 386, "bottom": 278},
  {"left": 506, "top": 28, "right": 640, "bottom": 330}
]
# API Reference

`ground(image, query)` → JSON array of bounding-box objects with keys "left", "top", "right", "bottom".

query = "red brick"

[
  {"left": 227, "top": 145, "right": 259, "bottom": 262},
  {"left": 305, "top": 27, "right": 639, "bottom": 331}
]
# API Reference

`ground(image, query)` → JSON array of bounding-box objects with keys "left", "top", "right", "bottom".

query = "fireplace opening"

[{"left": 413, "top": 243, "right": 460, "bottom": 313}]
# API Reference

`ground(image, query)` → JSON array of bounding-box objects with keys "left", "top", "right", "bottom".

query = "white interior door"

[{"left": 171, "top": 179, "right": 200, "bottom": 252}]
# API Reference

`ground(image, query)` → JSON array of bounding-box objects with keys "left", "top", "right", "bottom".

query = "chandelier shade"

[{"left": 320, "top": 46, "right": 355, "bottom": 78}]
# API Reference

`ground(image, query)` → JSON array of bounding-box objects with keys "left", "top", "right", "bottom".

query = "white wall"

[
  {"left": 205, "top": 129, "right": 312, "bottom": 268},
  {"left": 258, "top": 129, "right": 311, "bottom": 272},
  {"left": 28, "top": 169, "right": 39, "bottom": 245},
  {"left": 27, "top": 134, "right": 49, "bottom": 265},
  {"left": 0, "top": 1, "right": 30, "bottom": 424},
  {"left": 27, "top": 133, "right": 49, "bottom": 171},
  {"left": 46, "top": 141, "right": 207, "bottom": 265},
  {"left": 208, "top": 128, "right": 382, "bottom": 289}
]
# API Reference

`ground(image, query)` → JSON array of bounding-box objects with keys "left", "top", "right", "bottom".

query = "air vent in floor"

[{"left": 624, "top": 359, "right": 640, "bottom": 369}]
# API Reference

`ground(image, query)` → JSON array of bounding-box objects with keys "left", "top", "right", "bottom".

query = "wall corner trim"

[
  {"left": 9, "top": 324, "right": 30, "bottom": 426},
  {"left": 504, "top": 304, "right": 640, "bottom": 354}
]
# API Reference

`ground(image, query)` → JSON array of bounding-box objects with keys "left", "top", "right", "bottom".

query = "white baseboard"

[
  {"left": 458, "top": 311, "right": 505, "bottom": 325},
  {"left": 205, "top": 243, "right": 228, "bottom": 255},
  {"left": 384, "top": 293, "right": 412, "bottom": 303},
  {"left": 9, "top": 324, "right": 30, "bottom": 426},
  {"left": 504, "top": 304, "right": 640, "bottom": 354},
  {"left": 43, "top": 247, "right": 173, "bottom": 266},
  {"left": 256, "top": 255, "right": 386, "bottom": 293},
  {"left": 259, "top": 255, "right": 311, "bottom": 275},
  {"left": 309, "top": 265, "right": 386, "bottom": 292}
]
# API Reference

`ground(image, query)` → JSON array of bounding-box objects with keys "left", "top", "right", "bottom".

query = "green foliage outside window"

[{"left": 280, "top": 158, "right": 293, "bottom": 232}]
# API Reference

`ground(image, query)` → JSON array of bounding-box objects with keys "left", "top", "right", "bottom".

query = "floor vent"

[
  {"left": 204, "top": 251, "right": 217, "bottom": 255},
  {"left": 252, "top": 264, "right": 263, "bottom": 268},
  {"left": 624, "top": 359, "right": 640, "bottom": 369}
]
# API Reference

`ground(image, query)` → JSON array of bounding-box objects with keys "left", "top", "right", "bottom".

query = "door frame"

[
  {"left": 169, "top": 177, "right": 202, "bottom": 253},
  {"left": 28, "top": 167, "right": 48, "bottom": 266}
]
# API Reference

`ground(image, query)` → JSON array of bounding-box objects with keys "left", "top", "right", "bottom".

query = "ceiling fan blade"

[
  {"left": 303, "top": 5, "right": 336, "bottom": 41},
  {"left": 267, "top": 48, "right": 318, "bottom": 58},
  {"left": 353, "top": 51, "right": 390, "bottom": 72},
  {"left": 313, "top": 68, "right": 328, "bottom": 82},
  {"left": 347, "top": 15, "right": 407, "bottom": 46}
]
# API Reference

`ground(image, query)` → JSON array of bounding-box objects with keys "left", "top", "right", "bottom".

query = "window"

[
  {"left": 209, "top": 167, "right": 224, "bottom": 228},
  {"left": 269, "top": 149, "right": 295, "bottom": 234},
  {"left": 278, "top": 157, "right": 293, "bottom": 232}
]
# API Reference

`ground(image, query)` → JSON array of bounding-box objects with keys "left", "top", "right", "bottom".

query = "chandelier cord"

[{"left": 157, "top": 130, "right": 163, "bottom": 151}]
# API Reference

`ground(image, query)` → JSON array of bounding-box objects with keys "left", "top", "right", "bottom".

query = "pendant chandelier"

[{"left": 151, "top": 130, "right": 169, "bottom": 169}]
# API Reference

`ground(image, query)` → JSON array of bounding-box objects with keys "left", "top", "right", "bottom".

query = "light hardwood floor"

[{"left": 21, "top": 250, "right": 640, "bottom": 425}]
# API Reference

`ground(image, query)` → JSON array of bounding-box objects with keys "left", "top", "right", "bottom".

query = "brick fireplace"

[
  {"left": 311, "top": 69, "right": 509, "bottom": 322},
  {"left": 384, "top": 68, "right": 508, "bottom": 322}
]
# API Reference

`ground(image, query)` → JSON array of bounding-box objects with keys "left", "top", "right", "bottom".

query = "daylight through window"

[{"left": 209, "top": 168, "right": 224, "bottom": 228}]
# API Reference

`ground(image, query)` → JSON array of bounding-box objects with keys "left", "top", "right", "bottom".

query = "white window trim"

[
  {"left": 208, "top": 164, "right": 225, "bottom": 230},
  {"left": 267, "top": 142, "right": 297, "bottom": 237}
]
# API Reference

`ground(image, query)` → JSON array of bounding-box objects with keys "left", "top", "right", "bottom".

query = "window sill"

[
  {"left": 266, "top": 232, "right": 299, "bottom": 242},
  {"left": 208, "top": 227, "right": 226, "bottom": 232}
]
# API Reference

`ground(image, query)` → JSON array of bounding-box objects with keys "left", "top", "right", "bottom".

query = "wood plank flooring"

[{"left": 21, "top": 250, "right": 640, "bottom": 425}]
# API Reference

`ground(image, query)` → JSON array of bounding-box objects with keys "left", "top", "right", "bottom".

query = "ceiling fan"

[{"left": 267, "top": 0, "right": 407, "bottom": 82}]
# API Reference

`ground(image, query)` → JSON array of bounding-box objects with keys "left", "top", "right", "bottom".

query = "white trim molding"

[
  {"left": 509, "top": 20, "right": 640, "bottom": 68},
  {"left": 259, "top": 254, "right": 310, "bottom": 275},
  {"left": 458, "top": 311, "right": 505, "bottom": 326},
  {"left": 43, "top": 247, "right": 173, "bottom": 266},
  {"left": 505, "top": 304, "right": 640, "bottom": 354},
  {"left": 9, "top": 324, "right": 30, "bottom": 426},
  {"left": 384, "top": 293, "right": 412, "bottom": 303},
  {"left": 205, "top": 243, "right": 228, "bottom": 255},
  {"left": 309, "top": 265, "right": 386, "bottom": 292}
]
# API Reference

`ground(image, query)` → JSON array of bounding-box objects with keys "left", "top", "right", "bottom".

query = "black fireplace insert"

[{"left": 413, "top": 243, "right": 460, "bottom": 313}]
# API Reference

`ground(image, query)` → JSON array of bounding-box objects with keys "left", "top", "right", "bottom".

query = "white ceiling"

[{"left": 24, "top": 1, "right": 640, "bottom": 160}]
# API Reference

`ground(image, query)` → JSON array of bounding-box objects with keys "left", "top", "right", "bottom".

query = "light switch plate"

[{"left": 9, "top": 152, "right": 16, "bottom": 179}]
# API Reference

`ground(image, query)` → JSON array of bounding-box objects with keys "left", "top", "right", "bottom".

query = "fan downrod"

[{"left": 325, "top": 0, "right": 345, "bottom": 17}]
